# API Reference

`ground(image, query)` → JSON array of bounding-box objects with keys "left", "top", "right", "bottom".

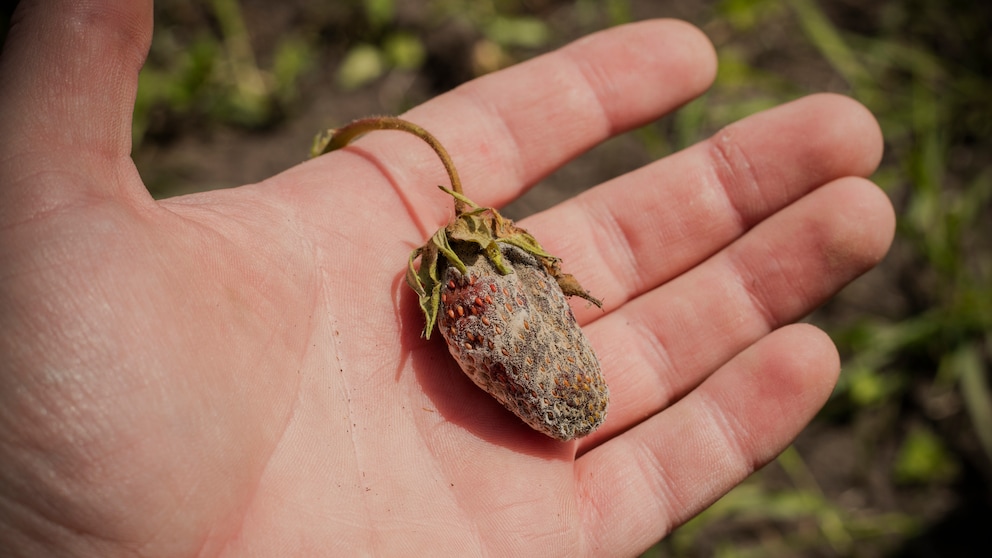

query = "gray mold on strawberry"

[
  {"left": 312, "top": 117, "right": 609, "bottom": 441},
  {"left": 437, "top": 245, "right": 608, "bottom": 441}
]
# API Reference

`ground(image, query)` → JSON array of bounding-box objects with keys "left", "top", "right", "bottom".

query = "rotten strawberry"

[{"left": 312, "top": 117, "right": 609, "bottom": 441}]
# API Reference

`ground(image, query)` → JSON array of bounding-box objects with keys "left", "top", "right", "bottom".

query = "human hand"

[{"left": 0, "top": 1, "right": 894, "bottom": 556}]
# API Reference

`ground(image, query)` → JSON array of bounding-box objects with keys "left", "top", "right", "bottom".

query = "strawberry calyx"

[
  {"left": 312, "top": 116, "right": 602, "bottom": 339},
  {"left": 408, "top": 187, "right": 602, "bottom": 338}
]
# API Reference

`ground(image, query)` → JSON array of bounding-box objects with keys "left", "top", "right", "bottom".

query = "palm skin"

[{"left": 0, "top": 1, "right": 895, "bottom": 556}]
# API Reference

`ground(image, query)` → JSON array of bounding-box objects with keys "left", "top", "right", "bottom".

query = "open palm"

[{"left": 0, "top": 2, "right": 894, "bottom": 556}]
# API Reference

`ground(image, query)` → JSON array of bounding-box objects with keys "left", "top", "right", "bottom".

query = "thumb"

[{"left": 0, "top": 0, "right": 152, "bottom": 210}]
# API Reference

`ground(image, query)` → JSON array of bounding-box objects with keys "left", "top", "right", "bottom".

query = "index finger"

[{"left": 306, "top": 20, "right": 717, "bottom": 226}]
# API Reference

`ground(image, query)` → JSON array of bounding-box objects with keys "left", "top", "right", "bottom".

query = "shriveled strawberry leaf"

[
  {"left": 438, "top": 185, "right": 478, "bottom": 210},
  {"left": 408, "top": 243, "right": 442, "bottom": 338}
]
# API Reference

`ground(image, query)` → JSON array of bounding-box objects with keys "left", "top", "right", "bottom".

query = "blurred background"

[{"left": 3, "top": 0, "right": 990, "bottom": 556}]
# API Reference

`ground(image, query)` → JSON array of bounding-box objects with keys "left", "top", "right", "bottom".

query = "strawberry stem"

[{"left": 312, "top": 117, "right": 470, "bottom": 215}]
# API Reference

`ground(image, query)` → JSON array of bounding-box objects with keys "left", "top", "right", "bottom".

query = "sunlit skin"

[{"left": 0, "top": 1, "right": 895, "bottom": 556}]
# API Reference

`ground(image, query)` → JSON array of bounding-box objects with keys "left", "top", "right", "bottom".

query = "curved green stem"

[{"left": 311, "top": 117, "right": 469, "bottom": 215}]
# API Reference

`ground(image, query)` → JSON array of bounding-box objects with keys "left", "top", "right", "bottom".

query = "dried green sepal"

[{"left": 407, "top": 244, "right": 441, "bottom": 337}]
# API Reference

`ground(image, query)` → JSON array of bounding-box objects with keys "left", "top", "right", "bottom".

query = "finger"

[
  {"left": 577, "top": 323, "right": 840, "bottom": 555},
  {"left": 0, "top": 0, "right": 151, "bottom": 206},
  {"left": 583, "top": 177, "right": 894, "bottom": 442},
  {"left": 520, "top": 94, "right": 885, "bottom": 316},
  {"left": 306, "top": 19, "right": 717, "bottom": 223}
]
